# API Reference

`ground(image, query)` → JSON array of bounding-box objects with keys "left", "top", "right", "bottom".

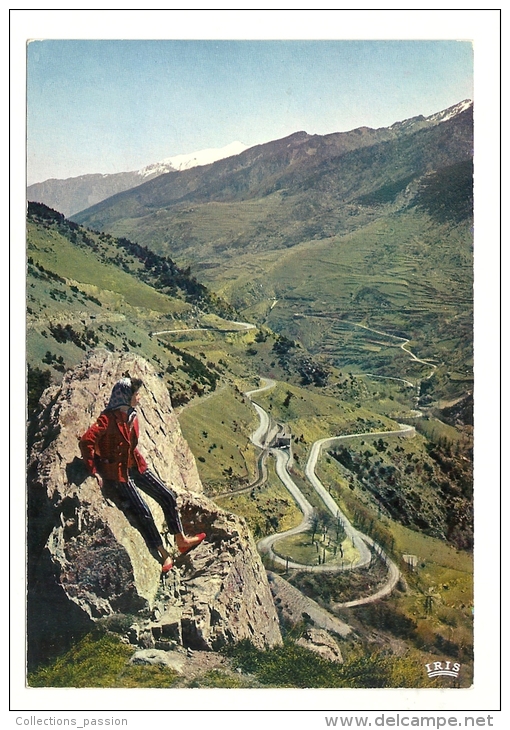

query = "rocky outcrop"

[
  {"left": 267, "top": 572, "right": 352, "bottom": 639},
  {"left": 27, "top": 350, "right": 282, "bottom": 667},
  {"left": 296, "top": 628, "right": 344, "bottom": 664}
]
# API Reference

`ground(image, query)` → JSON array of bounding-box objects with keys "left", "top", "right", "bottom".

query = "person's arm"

[
  {"left": 79, "top": 414, "right": 109, "bottom": 485},
  {"left": 131, "top": 414, "right": 148, "bottom": 473}
]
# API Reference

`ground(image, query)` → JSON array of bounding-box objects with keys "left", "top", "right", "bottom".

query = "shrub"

[
  {"left": 223, "top": 639, "right": 429, "bottom": 688},
  {"left": 27, "top": 365, "right": 51, "bottom": 414}
]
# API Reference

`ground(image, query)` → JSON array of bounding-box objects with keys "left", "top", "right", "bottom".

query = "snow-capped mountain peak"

[
  {"left": 138, "top": 141, "right": 249, "bottom": 179},
  {"left": 425, "top": 99, "right": 472, "bottom": 125},
  {"left": 389, "top": 99, "right": 472, "bottom": 134}
]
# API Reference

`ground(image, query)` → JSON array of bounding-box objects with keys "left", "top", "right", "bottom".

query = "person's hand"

[{"left": 94, "top": 473, "right": 103, "bottom": 488}]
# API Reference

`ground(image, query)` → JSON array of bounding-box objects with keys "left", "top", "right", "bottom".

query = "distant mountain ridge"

[
  {"left": 71, "top": 100, "right": 473, "bottom": 265},
  {"left": 27, "top": 141, "right": 249, "bottom": 217},
  {"left": 68, "top": 99, "right": 473, "bottom": 405}
]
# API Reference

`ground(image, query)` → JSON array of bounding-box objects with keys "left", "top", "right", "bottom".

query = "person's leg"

[
  {"left": 130, "top": 468, "right": 205, "bottom": 552},
  {"left": 129, "top": 468, "right": 184, "bottom": 533},
  {"left": 115, "top": 478, "right": 173, "bottom": 570}
]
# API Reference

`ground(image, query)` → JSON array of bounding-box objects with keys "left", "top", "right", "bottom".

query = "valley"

[{"left": 26, "top": 101, "right": 474, "bottom": 687}]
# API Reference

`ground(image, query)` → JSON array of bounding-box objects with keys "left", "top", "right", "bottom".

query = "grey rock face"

[
  {"left": 296, "top": 628, "right": 344, "bottom": 664},
  {"left": 27, "top": 350, "right": 282, "bottom": 666},
  {"left": 129, "top": 649, "right": 186, "bottom": 673},
  {"left": 267, "top": 572, "right": 352, "bottom": 639}
]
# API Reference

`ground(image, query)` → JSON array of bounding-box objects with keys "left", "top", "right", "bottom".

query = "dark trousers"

[{"left": 107, "top": 468, "right": 184, "bottom": 549}]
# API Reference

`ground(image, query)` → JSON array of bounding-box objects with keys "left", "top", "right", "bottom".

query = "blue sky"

[{"left": 27, "top": 38, "right": 473, "bottom": 184}]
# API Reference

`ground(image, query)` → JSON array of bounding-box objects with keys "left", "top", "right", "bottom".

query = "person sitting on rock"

[{"left": 79, "top": 376, "right": 205, "bottom": 574}]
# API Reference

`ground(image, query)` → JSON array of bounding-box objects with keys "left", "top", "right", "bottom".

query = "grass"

[
  {"left": 230, "top": 211, "right": 473, "bottom": 385},
  {"left": 215, "top": 458, "right": 302, "bottom": 538},
  {"left": 77, "top": 190, "right": 299, "bottom": 273},
  {"left": 273, "top": 530, "right": 356, "bottom": 566},
  {"left": 27, "top": 218, "right": 207, "bottom": 401},
  {"left": 223, "top": 638, "right": 441, "bottom": 688},
  {"left": 186, "top": 669, "right": 254, "bottom": 688},
  {"left": 28, "top": 222, "right": 181, "bottom": 314},
  {"left": 27, "top": 217, "right": 260, "bottom": 407},
  {"left": 28, "top": 633, "right": 180, "bottom": 688},
  {"left": 253, "top": 379, "right": 398, "bottom": 446},
  {"left": 177, "top": 383, "right": 259, "bottom": 492},
  {"left": 28, "top": 629, "right": 451, "bottom": 689},
  {"left": 415, "top": 416, "right": 468, "bottom": 447}
]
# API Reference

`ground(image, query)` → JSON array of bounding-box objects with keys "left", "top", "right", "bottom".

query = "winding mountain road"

[
  {"left": 245, "top": 379, "right": 404, "bottom": 605},
  {"left": 170, "top": 318, "right": 430, "bottom": 607}
]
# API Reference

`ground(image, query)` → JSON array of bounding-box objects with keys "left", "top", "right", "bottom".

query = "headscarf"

[{"left": 104, "top": 378, "right": 133, "bottom": 411}]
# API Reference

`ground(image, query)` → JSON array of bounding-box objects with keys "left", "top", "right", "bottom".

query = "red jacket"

[{"left": 79, "top": 409, "right": 148, "bottom": 482}]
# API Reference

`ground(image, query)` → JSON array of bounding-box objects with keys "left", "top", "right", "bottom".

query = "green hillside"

[
  {"left": 26, "top": 202, "right": 342, "bottom": 436},
  {"left": 234, "top": 209, "right": 473, "bottom": 386},
  {"left": 27, "top": 203, "right": 242, "bottom": 413},
  {"left": 27, "top": 201, "right": 472, "bottom": 544}
]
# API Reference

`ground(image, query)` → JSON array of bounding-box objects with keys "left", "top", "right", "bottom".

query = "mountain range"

[
  {"left": 26, "top": 99, "right": 474, "bottom": 685},
  {"left": 27, "top": 100, "right": 473, "bottom": 403},
  {"left": 27, "top": 141, "right": 249, "bottom": 218},
  {"left": 69, "top": 100, "right": 473, "bottom": 392},
  {"left": 71, "top": 100, "right": 472, "bottom": 261}
]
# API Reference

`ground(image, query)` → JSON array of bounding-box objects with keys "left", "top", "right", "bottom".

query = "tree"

[
  {"left": 27, "top": 365, "right": 51, "bottom": 414},
  {"left": 423, "top": 588, "right": 437, "bottom": 615},
  {"left": 319, "top": 510, "right": 332, "bottom": 540},
  {"left": 309, "top": 512, "right": 321, "bottom": 544},
  {"left": 283, "top": 390, "right": 293, "bottom": 407}
]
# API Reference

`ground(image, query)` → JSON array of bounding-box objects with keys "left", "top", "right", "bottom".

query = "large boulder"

[{"left": 27, "top": 350, "right": 282, "bottom": 667}]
